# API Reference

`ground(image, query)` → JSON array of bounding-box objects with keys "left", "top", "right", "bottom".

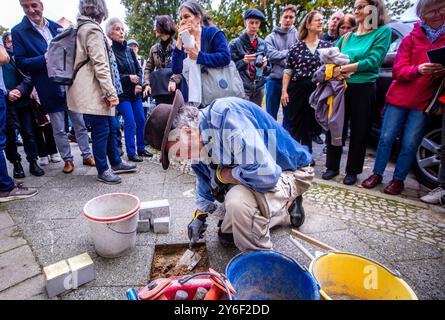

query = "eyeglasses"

[
  {"left": 353, "top": 4, "right": 367, "bottom": 12},
  {"left": 423, "top": 7, "right": 445, "bottom": 19}
]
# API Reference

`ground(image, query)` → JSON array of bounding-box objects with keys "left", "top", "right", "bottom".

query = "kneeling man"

[{"left": 145, "top": 91, "right": 314, "bottom": 251}]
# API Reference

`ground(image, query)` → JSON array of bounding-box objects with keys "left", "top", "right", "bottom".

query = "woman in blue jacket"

[
  {"left": 172, "top": 0, "right": 231, "bottom": 105},
  {"left": 107, "top": 18, "right": 149, "bottom": 162}
]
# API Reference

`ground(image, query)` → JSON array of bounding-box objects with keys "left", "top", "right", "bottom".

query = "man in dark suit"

[{"left": 12, "top": 0, "right": 95, "bottom": 174}]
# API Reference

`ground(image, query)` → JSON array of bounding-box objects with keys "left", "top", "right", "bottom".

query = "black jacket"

[
  {"left": 111, "top": 40, "right": 143, "bottom": 101},
  {"left": 229, "top": 32, "right": 271, "bottom": 91},
  {"left": 3, "top": 48, "right": 33, "bottom": 107}
]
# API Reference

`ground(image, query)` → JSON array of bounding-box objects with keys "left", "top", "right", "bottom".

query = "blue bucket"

[{"left": 226, "top": 250, "right": 320, "bottom": 300}]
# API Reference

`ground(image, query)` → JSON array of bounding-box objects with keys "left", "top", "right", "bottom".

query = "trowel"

[{"left": 176, "top": 245, "right": 202, "bottom": 271}]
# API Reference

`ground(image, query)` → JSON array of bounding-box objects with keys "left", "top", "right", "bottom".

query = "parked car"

[{"left": 373, "top": 20, "right": 441, "bottom": 189}]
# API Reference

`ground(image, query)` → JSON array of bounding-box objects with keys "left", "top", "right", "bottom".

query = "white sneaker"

[
  {"left": 38, "top": 156, "right": 49, "bottom": 166},
  {"left": 50, "top": 153, "right": 62, "bottom": 163},
  {"left": 420, "top": 187, "right": 445, "bottom": 205}
]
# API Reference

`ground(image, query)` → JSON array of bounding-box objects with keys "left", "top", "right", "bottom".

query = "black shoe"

[
  {"left": 13, "top": 162, "right": 25, "bottom": 179},
  {"left": 322, "top": 170, "right": 339, "bottom": 180},
  {"left": 29, "top": 160, "right": 45, "bottom": 177},
  {"left": 128, "top": 155, "right": 144, "bottom": 162},
  {"left": 343, "top": 174, "right": 357, "bottom": 186},
  {"left": 288, "top": 195, "right": 306, "bottom": 228},
  {"left": 313, "top": 135, "right": 324, "bottom": 145},
  {"left": 138, "top": 150, "right": 153, "bottom": 158},
  {"left": 218, "top": 229, "right": 236, "bottom": 248}
]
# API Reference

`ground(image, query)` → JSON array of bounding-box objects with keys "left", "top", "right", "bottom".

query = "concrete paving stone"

[
  {"left": 0, "top": 245, "right": 41, "bottom": 292},
  {"left": 155, "top": 217, "right": 190, "bottom": 245},
  {"left": 32, "top": 243, "right": 98, "bottom": 269},
  {"left": 305, "top": 230, "right": 395, "bottom": 268},
  {"left": 348, "top": 224, "right": 443, "bottom": 262},
  {"left": 0, "top": 211, "right": 15, "bottom": 230},
  {"left": 13, "top": 176, "right": 53, "bottom": 189},
  {"left": 395, "top": 258, "right": 445, "bottom": 300},
  {"left": 54, "top": 216, "right": 93, "bottom": 246},
  {"left": 0, "top": 275, "right": 46, "bottom": 300},
  {"left": 61, "top": 285, "right": 129, "bottom": 300},
  {"left": 128, "top": 183, "right": 165, "bottom": 202},
  {"left": 135, "top": 231, "right": 157, "bottom": 246},
  {"left": 162, "top": 182, "right": 197, "bottom": 200},
  {"left": 31, "top": 185, "right": 134, "bottom": 203},
  {"left": 0, "top": 226, "right": 27, "bottom": 254},
  {"left": 35, "top": 241, "right": 154, "bottom": 288},
  {"left": 297, "top": 210, "right": 348, "bottom": 234},
  {"left": 153, "top": 217, "right": 170, "bottom": 234},
  {"left": 92, "top": 245, "right": 154, "bottom": 287},
  {"left": 205, "top": 241, "right": 240, "bottom": 274},
  {"left": 6, "top": 201, "right": 85, "bottom": 223},
  {"left": 19, "top": 219, "right": 74, "bottom": 248}
]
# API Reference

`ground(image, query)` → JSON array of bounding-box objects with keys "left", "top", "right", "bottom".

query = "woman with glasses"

[
  {"left": 281, "top": 11, "right": 331, "bottom": 155},
  {"left": 337, "top": 14, "right": 357, "bottom": 37},
  {"left": 363, "top": 0, "right": 445, "bottom": 196},
  {"left": 322, "top": 0, "right": 392, "bottom": 185}
]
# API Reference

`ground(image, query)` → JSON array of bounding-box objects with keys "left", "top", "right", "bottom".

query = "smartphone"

[{"left": 181, "top": 30, "right": 194, "bottom": 49}]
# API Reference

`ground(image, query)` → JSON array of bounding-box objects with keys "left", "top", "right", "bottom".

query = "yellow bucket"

[{"left": 309, "top": 252, "right": 418, "bottom": 300}]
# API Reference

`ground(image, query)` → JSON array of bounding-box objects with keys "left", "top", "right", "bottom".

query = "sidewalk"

[{"left": 0, "top": 140, "right": 443, "bottom": 300}]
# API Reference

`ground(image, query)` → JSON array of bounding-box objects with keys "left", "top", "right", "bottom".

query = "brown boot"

[
  {"left": 63, "top": 160, "right": 74, "bottom": 174},
  {"left": 361, "top": 173, "right": 383, "bottom": 189},
  {"left": 83, "top": 156, "right": 96, "bottom": 167}
]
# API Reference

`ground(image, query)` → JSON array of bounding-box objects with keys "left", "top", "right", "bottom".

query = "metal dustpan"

[{"left": 176, "top": 249, "right": 202, "bottom": 271}]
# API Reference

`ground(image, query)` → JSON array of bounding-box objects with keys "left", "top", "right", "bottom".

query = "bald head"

[{"left": 19, "top": 0, "right": 44, "bottom": 26}]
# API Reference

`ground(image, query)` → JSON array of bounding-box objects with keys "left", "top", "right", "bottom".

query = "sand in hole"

[{"left": 150, "top": 243, "right": 211, "bottom": 280}]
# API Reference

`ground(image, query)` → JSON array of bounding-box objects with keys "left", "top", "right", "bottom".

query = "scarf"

[
  {"left": 106, "top": 40, "right": 123, "bottom": 95},
  {"left": 248, "top": 37, "right": 258, "bottom": 80},
  {"left": 421, "top": 21, "right": 445, "bottom": 43}
]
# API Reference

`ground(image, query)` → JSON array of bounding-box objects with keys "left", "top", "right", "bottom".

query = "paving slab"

[
  {"left": 0, "top": 245, "right": 41, "bottom": 292},
  {"left": 349, "top": 224, "right": 443, "bottom": 262},
  {"left": 0, "top": 226, "right": 27, "bottom": 254},
  {"left": 61, "top": 285, "right": 129, "bottom": 300},
  {"left": 0, "top": 275, "right": 46, "bottom": 300},
  {"left": 0, "top": 211, "right": 15, "bottom": 231},
  {"left": 395, "top": 257, "right": 445, "bottom": 300}
]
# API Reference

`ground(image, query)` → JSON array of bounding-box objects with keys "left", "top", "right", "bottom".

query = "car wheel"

[{"left": 413, "top": 128, "right": 441, "bottom": 189}]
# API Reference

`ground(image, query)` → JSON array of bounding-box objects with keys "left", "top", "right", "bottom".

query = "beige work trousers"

[{"left": 221, "top": 166, "right": 314, "bottom": 251}]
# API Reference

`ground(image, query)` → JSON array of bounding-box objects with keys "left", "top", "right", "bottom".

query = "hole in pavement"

[{"left": 149, "top": 243, "right": 210, "bottom": 280}]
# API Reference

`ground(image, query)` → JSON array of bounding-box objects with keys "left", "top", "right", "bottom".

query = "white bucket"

[{"left": 83, "top": 193, "right": 141, "bottom": 258}]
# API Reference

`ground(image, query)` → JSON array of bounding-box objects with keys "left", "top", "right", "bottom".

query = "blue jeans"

[
  {"left": 84, "top": 115, "right": 122, "bottom": 175},
  {"left": 265, "top": 78, "right": 289, "bottom": 131},
  {"left": 373, "top": 104, "right": 429, "bottom": 181},
  {"left": 0, "top": 91, "right": 14, "bottom": 192},
  {"left": 117, "top": 99, "right": 146, "bottom": 157}
]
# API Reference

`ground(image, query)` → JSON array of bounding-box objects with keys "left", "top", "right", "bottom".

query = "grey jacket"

[
  {"left": 309, "top": 65, "right": 346, "bottom": 147},
  {"left": 265, "top": 26, "right": 298, "bottom": 79}
]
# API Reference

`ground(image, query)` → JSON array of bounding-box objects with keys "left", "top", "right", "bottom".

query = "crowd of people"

[{"left": 0, "top": 0, "right": 444, "bottom": 227}]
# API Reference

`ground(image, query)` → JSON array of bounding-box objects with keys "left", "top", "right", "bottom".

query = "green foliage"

[
  {"left": 0, "top": 25, "right": 8, "bottom": 35},
  {"left": 121, "top": 0, "right": 414, "bottom": 55},
  {"left": 121, "top": 0, "right": 211, "bottom": 57}
]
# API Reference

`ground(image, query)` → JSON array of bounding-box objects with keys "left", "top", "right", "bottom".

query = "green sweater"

[{"left": 336, "top": 25, "right": 392, "bottom": 84}]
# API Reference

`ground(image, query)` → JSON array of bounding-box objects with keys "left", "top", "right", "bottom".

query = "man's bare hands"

[{"left": 8, "top": 89, "right": 22, "bottom": 102}]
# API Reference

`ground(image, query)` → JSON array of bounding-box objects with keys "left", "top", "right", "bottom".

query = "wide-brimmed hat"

[{"left": 144, "top": 90, "right": 184, "bottom": 170}]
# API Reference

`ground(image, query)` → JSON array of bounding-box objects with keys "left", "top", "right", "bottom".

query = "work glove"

[
  {"left": 188, "top": 209, "right": 209, "bottom": 245},
  {"left": 210, "top": 164, "right": 229, "bottom": 203}
]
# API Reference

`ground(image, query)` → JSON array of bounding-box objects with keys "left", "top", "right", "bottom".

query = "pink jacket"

[{"left": 386, "top": 22, "right": 445, "bottom": 111}]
